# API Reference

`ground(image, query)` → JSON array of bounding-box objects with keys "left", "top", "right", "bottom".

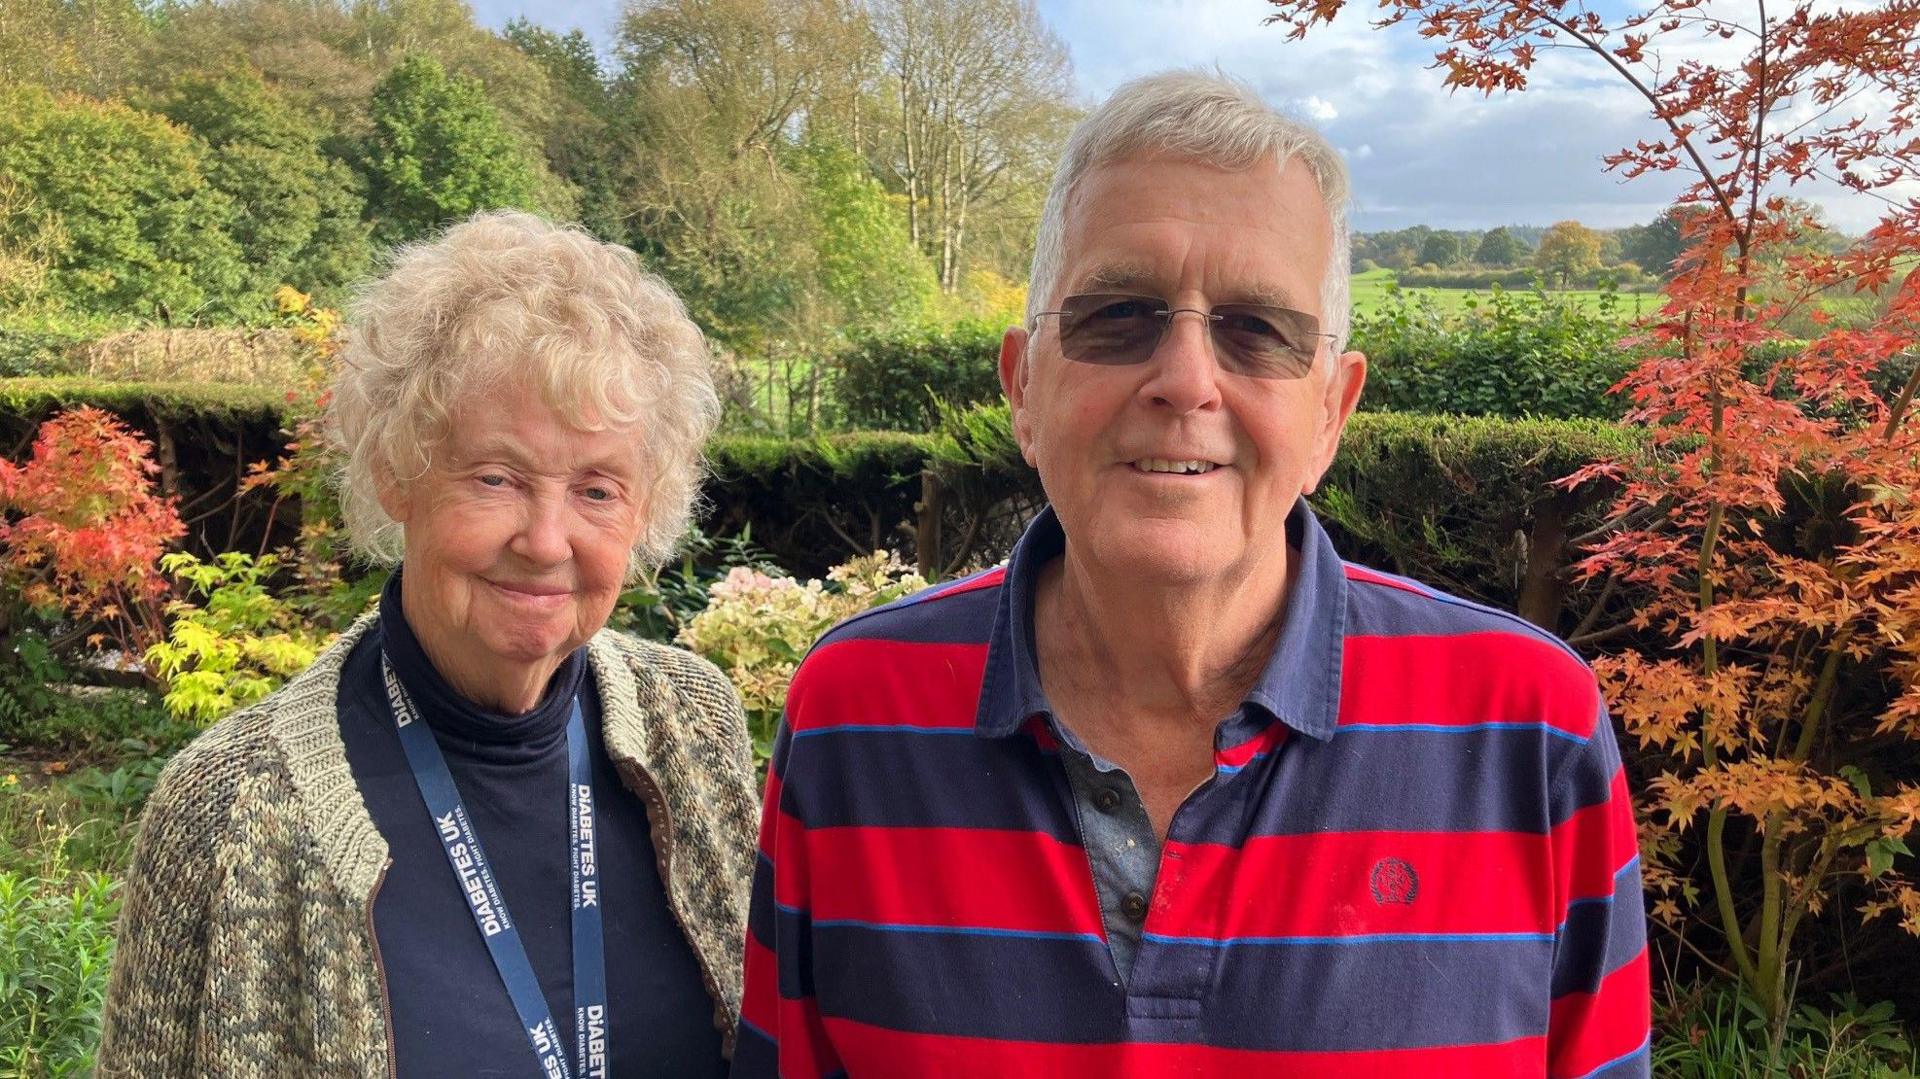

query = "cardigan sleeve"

[{"left": 94, "top": 716, "right": 249, "bottom": 1077}]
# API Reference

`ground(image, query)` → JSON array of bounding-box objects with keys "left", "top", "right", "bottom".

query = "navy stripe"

[
  {"left": 779, "top": 729, "right": 1081, "bottom": 842},
  {"left": 1570, "top": 1036, "right": 1652, "bottom": 1079},
  {"left": 813, "top": 583, "right": 997, "bottom": 648},
  {"left": 802, "top": 924, "right": 1555, "bottom": 1051},
  {"left": 1551, "top": 859, "right": 1647, "bottom": 999},
  {"left": 1345, "top": 566, "right": 1592, "bottom": 669}
]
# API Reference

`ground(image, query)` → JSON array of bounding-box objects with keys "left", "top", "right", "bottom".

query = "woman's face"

[{"left": 380, "top": 379, "right": 649, "bottom": 688}]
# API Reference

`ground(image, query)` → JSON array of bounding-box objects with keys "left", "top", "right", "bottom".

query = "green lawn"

[{"left": 1348, "top": 267, "right": 1662, "bottom": 319}]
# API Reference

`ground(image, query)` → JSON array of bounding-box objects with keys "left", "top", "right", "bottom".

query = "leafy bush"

[
  {"left": 0, "top": 406, "right": 185, "bottom": 660},
  {"left": 1653, "top": 979, "right": 1917, "bottom": 1078},
  {"left": 833, "top": 322, "right": 1002, "bottom": 430},
  {"left": 1392, "top": 266, "right": 1540, "bottom": 290},
  {"left": 0, "top": 329, "right": 83, "bottom": 378},
  {"left": 0, "top": 85, "right": 245, "bottom": 322},
  {"left": 0, "top": 870, "right": 119, "bottom": 1078},
  {"left": 1351, "top": 287, "right": 1638, "bottom": 419},
  {"left": 145, "top": 552, "right": 335, "bottom": 724},
  {"left": 677, "top": 552, "right": 926, "bottom": 759}
]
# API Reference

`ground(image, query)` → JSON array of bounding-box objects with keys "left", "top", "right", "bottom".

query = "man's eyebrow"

[
  {"left": 1076, "top": 262, "right": 1159, "bottom": 293},
  {"left": 1071, "top": 264, "right": 1310, "bottom": 310}
]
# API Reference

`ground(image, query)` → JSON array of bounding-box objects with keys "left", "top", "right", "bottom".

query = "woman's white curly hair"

[{"left": 328, "top": 210, "right": 720, "bottom": 575}]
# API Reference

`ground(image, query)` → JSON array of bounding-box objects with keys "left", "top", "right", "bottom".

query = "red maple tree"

[
  {"left": 0, "top": 406, "right": 185, "bottom": 669},
  {"left": 1267, "top": 0, "right": 1920, "bottom": 1024}
]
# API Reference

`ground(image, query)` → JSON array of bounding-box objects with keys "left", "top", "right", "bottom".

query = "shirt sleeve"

[
  {"left": 1545, "top": 696, "right": 1652, "bottom": 1079},
  {"left": 733, "top": 717, "right": 844, "bottom": 1079}
]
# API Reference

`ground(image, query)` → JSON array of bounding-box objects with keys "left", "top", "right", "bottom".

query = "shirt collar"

[{"left": 974, "top": 497, "right": 1347, "bottom": 744}]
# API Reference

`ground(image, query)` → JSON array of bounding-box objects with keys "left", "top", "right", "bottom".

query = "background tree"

[
  {"left": 868, "top": 0, "right": 1074, "bottom": 289},
  {"left": 1270, "top": 0, "right": 1920, "bottom": 1035},
  {"left": 1419, "top": 230, "right": 1465, "bottom": 267},
  {"left": 0, "top": 85, "right": 245, "bottom": 321},
  {"left": 360, "top": 53, "right": 544, "bottom": 245},
  {"left": 1532, "top": 219, "right": 1602, "bottom": 287},
  {"left": 150, "top": 68, "right": 372, "bottom": 312},
  {"left": 1474, "top": 225, "right": 1525, "bottom": 266}
]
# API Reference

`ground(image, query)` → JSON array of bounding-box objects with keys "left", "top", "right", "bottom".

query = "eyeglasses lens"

[{"left": 1053, "top": 294, "right": 1318, "bottom": 379}]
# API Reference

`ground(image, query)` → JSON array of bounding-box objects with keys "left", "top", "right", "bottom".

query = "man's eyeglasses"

[{"left": 1030, "top": 293, "right": 1333, "bottom": 380}]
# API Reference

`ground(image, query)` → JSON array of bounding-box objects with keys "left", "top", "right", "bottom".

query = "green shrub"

[
  {"left": 0, "top": 330, "right": 84, "bottom": 378},
  {"left": 677, "top": 551, "right": 926, "bottom": 761},
  {"left": 1351, "top": 287, "right": 1639, "bottom": 419},
  {"left": 0, "top": 85, "right": 246, "bottom": 322},
  {"left": 833, "top": 322, "right": 1002, "bottom": 430},
  {"left": 0, "top": 870, "right": 119, "bottom": 1078},
  {"left": 1392, "top": 266, "right": 1540, "bottom": 290},
  {"left": 1654, "top": 979, "right": 1917, "bottom": 1078}
]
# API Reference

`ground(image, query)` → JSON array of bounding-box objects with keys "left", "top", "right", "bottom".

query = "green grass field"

[{"left": 1347, "top": 268, "right": 1662, "bottom": 319}]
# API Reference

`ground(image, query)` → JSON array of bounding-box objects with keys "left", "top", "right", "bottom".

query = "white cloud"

[{"left": 1299, "top": 95, "right": 1338, "bottom": 122}]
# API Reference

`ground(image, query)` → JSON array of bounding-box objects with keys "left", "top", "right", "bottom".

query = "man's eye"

[
  {"left": 1221, "top": 312, "right": 1282, "bottom": 338},
  {"left": 583, "top": 486, "right": 615, "bottom": 502},
  {"left": 1094, "top": 300, "right": 1157, "bottom": 320},
  {"left": 478, "top": 474, "right": 509, "bottom": 488}
]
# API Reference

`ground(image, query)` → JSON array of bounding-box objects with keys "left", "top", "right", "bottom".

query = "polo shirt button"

[
  {"left": 1093, "top": 787, "right": 1122, "bottom": 813},
  {"left": 1121, "top": 891, "right": 1149, "bottom": 921}
]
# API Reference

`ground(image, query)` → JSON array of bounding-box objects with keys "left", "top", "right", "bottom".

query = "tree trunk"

[{"left": 1516, "top": 493, "right": 1571, "bottom": 631}]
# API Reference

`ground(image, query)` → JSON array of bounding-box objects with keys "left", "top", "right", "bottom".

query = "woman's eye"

[{"left": 583, "top": 486, "right": 615, "bottom": 502}]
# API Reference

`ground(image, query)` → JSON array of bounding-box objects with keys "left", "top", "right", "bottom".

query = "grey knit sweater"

[{"left": 94, "top": 614, "right": 761, "bottom": 1077}]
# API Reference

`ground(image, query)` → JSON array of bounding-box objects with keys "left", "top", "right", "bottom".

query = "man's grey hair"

[{"left": 1027, "top": 70, "right": 1354, "bottom": 355}]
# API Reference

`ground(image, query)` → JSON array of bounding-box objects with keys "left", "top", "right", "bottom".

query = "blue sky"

[{"left": 466, "top": 0, "right": 1892, "bottom": 234}]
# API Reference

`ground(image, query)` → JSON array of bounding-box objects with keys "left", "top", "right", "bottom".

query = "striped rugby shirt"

[{"left": 737, "top": 500, "right": 1651, "bottom": 1078}]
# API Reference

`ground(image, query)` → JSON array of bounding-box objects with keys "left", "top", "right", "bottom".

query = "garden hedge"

[{"left": 1, "top": 378, "right": 1641, "bottom": 636}]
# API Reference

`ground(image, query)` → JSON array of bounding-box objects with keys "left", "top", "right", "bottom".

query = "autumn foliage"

[
  {"left": 0, "top": 406, "right": 184, "bottom": 661},
  {"left": 1270, "top": 0, "right": 1920, "bottom": 1026}
]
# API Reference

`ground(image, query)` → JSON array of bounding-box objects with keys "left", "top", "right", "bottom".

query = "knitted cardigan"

[{"left": 94, "top": 614, "right": 761, "bottom": 1077}]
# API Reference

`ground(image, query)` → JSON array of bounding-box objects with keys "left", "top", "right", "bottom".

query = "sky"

[{"left": 464, "top": 0, "right": 1897, "bottom": 235}]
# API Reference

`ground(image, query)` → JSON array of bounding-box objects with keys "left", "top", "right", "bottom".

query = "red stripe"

[
  {"left": 1339, "top": 632, "right": 1599, "bottom": 741},
  {"left": 771, "top": 808, "right": 814, "bottom": 911},
  {"left": 804, "top": 826, "right": 1104, "bottom": 936},
  {"left": 1153, "top": 831, "right": 1554, "bottom": 938},
  {"left": 823, "top": 1018, "right": 1545, "bottom": 1078},
  {"left": 1216, "top": 723, "right": 1288, "bottom": 769},
  {"left": 740, "top": 932, "right": 781, "bottom": 1031},
  {"left": 1343, "top": 563, "right": 1429, "bottom": 596},
  {"left": 1550, "top": 768, "right": 1640, "bottom": 917},
  {"left": 1548, "top": 946, "right": 1651, "bottom": 1078},
  {"left": 786, "top": 639, "right": 986, "bottom": 734},
  {"left": 754, "top": 765, "right": 784, "bottom": 862},
  {"left": 914, "top": 566, "right": 1007, "bottom": 601}
]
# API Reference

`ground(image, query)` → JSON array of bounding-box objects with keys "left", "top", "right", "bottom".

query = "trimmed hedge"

[
  {"left": 832, "top": 323, "right": 1004, "bottom": 430},
  {"left": 1, "top": 378, "right": 1639, "bottom": 634}
]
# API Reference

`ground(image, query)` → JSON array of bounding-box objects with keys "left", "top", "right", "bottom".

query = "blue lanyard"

[{"left": 382, "top": 656, "right": 609, "bottom": 1078}]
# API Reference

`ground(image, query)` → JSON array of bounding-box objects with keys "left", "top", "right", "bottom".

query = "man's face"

[{"left": 1001, "top": 153, "right": 1366, "bottom": 585}]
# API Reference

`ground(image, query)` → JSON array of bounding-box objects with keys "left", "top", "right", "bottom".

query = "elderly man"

[{"left": 736, "top": 72, "right": 1649, "bottom": 1077}]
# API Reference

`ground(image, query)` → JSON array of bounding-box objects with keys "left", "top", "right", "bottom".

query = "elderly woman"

[{"left": 96, "top": 211, "right": 758, "bottom": 1078}]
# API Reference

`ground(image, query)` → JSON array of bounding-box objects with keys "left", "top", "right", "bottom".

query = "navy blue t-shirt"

[{"left": 337, "top": 574, "right": 727, "bottom": 1077}]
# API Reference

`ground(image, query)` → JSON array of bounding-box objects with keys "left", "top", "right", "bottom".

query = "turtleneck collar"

[{"left": 378, "top": 568, "right": 588, "bottom": 748}]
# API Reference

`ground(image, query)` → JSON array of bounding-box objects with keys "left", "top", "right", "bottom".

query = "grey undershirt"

[{"left": 1051, "top": 719, "right": 1162, "bottom": 985}]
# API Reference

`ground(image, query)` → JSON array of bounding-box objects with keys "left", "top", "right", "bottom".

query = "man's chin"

[{"left": 1076, "top": 525, "right": 1238, "bottom": 586}]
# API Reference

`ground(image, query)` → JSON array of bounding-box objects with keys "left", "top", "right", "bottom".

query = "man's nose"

[{"left": 1140, "top": 309, "right": 1223, "bottom": 412}]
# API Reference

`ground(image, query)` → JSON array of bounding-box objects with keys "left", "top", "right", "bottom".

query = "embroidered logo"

[{"left": 1369, "top": 857, "right": 1419, "bottom": 905}]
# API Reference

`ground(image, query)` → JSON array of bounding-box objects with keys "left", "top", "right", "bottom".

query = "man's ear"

[
  {"left": 1302, "top": 347, "right": 1368, "bottom": 495},
  {"left": 1000, "top": 325, "right": 1040, "bottom": 468}
]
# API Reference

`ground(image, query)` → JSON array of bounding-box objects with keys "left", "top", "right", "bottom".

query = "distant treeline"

[{"left": 0, "top": 0, "right": 1077, "bottom": 354}]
